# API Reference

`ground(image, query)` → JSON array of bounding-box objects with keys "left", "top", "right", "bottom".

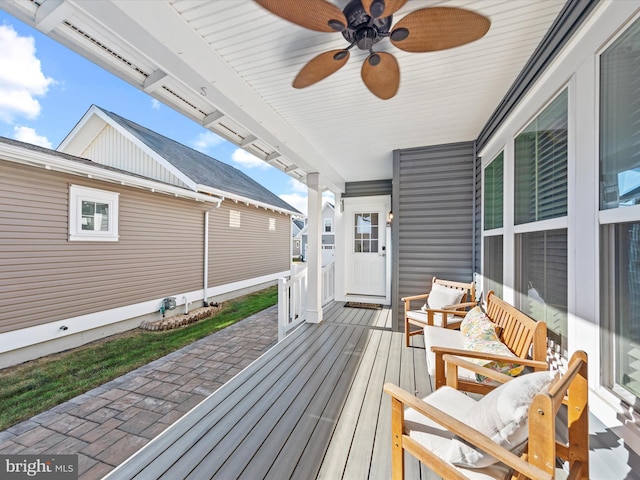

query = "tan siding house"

[{"left": 0, "top": 106, "right": 299, "bottom": 368}]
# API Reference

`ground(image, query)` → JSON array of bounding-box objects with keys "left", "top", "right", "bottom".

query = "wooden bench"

[
  {"left": 384, "top": 350, "right": 589, "bottom": 479},
  {"left": 425, "top": 291, "right": 547, "bottom": 395}
]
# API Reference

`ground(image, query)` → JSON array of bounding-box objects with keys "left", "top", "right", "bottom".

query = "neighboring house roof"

[
  {"left": 0, "top": 136, "right": 222, "bottom": 205},
  {"left": 59, "top": 105, "right": 300, "bottom": 215},
  {"left": 292, "top": 218, "right": 305, "bottom": 236}
]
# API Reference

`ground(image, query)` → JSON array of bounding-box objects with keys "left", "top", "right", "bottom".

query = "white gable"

[{"left": 82, "top": 124, "right": 188, "bottom": 188}]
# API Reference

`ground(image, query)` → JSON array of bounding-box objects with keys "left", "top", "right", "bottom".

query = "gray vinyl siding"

[
  {"left": 474, "top": 147, "right": 482, "bottom": 275},
  {"left": 82, "top": 124, "right": 189, "bottom": 188},
  {"left": 392, "top": 142, "right": 475, "bottom": 330},
  {"left": 344, "top": 180, "right": 392, "bottom": 197},
  {"left": 207, "top": 202, "right": 290, "bottom": 286}
]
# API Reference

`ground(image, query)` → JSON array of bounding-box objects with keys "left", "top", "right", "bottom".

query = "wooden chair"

[
  {"left": 384, "top": 351, "right": 589, "bottom": 480},
  {"left": 403, "top": 277, "right": 477, "bottom": 347}
]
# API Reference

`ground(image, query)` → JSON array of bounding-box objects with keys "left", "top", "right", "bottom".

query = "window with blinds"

[
  {"left": 484, "top": 152, "right": 504, "bottom": 230},
  {"left": 600, "top": 16, "right": 640, "bottom": 403},
  {"left": 483, "top": 235, "right": 503, "bottom": 299},
  {"left": 515, "top": 89, "right": 568, "bottom": 225},
  {"left": 600, "top": 17, "right": 640, "bottom": 210},
  {"left": 516, "top": 229, "right": 568, "bottom": 350}
]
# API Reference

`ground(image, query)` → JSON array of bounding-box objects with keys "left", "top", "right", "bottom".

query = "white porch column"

[{"left": 306, "top": 173, "right": 323, "bottom": 323}]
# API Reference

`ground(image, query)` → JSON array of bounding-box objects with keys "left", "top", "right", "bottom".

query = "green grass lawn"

[{"left": 0, "top": 286, "right": 277, "bottom": 431}]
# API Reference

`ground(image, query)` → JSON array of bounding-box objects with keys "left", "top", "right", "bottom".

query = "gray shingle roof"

[{"left": 99, "top": 107, "right": 299, "bottom": 213}]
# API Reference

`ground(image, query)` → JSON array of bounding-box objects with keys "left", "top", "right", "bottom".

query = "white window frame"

[
  {"left": 69, "top": 185, "right": 119, "bottom": 242},
  {"left": 324, "top": 218, "right": 332, "bottom": 233},
  {"left": 597, "top": 13, "right": 640, "bottom": 407}
]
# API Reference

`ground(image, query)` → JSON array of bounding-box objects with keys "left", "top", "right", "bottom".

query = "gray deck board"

[
  {"left": 106, "top": 303, "right": 432, "bottom": 480},
  {"left": 90, "top": 300, "right": 640, "bottom": 480}
]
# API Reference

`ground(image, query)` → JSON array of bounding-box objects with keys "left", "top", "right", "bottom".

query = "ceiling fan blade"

[
  {"left": 361, "top": 0, "right": 408, "bottom": 19},
  {"left": 390, "top": 7, "right": 490, "bottom": 53},
  {"left": 361, "top": 52, "right": 399, "bottom": 100},
  {"left": 254, "top": 0, "right": 347, "bottom": 32},
  {"left": 293, "top": 50, "right": 350, "bottom": 88}
]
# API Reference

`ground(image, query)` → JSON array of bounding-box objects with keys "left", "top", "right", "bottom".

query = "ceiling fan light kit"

[{"left": 255, "top": 0, "right": 490, "bottom": 100}]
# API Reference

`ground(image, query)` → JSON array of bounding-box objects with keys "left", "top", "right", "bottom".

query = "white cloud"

[
  {"left": 278, "top": 182, "right": 336, "bottom": 215},
  {"left": 288, "top": 177, "right": 308, "bottom": 193},
  {"left": 151, "top": 98, "right": 161, "bottom": 110},
  {"left": 231, "top": 148, "right": 270, "bottom": 169},
  {"left": 12, "top": 126, "right": 52, "bottom": 148},
  {"left": 280, "top": 193, "right": 307, "bottom": 216},
  {"left": 322, "top": 191, "right": 335, "bottom": 204},
  {"left": 0, "top": 25, "right": 54, "bottom": 123},
  {"left": 191, "top": 131, "right": 224, "bottom": 153}
]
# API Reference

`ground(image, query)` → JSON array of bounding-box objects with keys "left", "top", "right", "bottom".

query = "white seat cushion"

[
  {"left": 406, "top": 309, "right": 462, "bottom": 328},
  {"left": 405, "top": 386, "right": 513, "bottom": 480},
  {"left": 423, "top": 325, "right": 476, "bottom": 382}
]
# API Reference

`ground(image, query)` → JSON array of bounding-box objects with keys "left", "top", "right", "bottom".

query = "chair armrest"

[
  {"left": 401, "top": 293, "right": 430, "bottom": 302},
  {"left": 442, "top": 301, "right": 477, "bottom": 310},
  {"left": 382, "top": 383, "right": 553, "bottom": 480}
]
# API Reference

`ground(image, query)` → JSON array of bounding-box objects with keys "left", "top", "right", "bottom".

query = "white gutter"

[
  {"left": 197, "top": 183, "right": 302, "bottom": 217},
  {"left": 1, "top": 141, "right": 223, "bottom": 205},
  {"left": 203, "top": 204, "right": 221, "bottom": 306}
]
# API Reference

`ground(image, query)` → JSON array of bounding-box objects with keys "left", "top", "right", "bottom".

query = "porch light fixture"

[{"left": 387, "top": 210, "right": 393, "bottom": 225}]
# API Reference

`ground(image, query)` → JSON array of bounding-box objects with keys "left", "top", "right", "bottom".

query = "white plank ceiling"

[{"left": 1, "top": 0, "right": 566, "bottom": 192}]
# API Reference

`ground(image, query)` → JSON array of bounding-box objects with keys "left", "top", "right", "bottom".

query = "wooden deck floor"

[
  {"left": 105, "top": 302, "right": 433, "bottom": 479},
  {"left": 104, "top": 301, "right": 640, "bottom": 480}
]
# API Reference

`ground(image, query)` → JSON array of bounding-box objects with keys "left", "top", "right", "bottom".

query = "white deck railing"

[{"left": 278, "top": 262, "right": 335, "bottom": 341}]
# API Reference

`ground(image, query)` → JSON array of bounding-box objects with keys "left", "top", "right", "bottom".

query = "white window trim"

[{"left": 69, "top": 185, "right": 119, "bottom": 242}]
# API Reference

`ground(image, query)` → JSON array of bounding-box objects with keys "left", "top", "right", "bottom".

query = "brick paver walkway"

[{"left": 0, "top": 305, "right": 278, "bottom": 479}]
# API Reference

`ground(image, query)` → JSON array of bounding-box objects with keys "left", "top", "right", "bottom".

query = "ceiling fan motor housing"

[{"left": 341, "top": 0, "right": 392, "bottom": 50}]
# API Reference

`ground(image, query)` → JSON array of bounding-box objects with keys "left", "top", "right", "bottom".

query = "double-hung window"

[
  {"left": 599, "top": 16, "right": 640, "bottom": 402},
  {"left": 69, "top": 185, "right": 119, "bottom": 242},
  {"left": 514, "top": 89, "right": 569, "bottom": 352}
]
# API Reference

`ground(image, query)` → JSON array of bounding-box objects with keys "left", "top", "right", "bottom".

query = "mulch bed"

[{"left": 139, "top": 303, "right": 223, "bottom": 331}]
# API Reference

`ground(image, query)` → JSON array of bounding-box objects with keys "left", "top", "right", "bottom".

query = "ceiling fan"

[{"left": 254, "top": 0, "right": 490, "bottom": 100}]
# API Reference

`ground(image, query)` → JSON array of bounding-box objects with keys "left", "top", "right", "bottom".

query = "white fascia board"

[
  {"left": 196, "top": 184, "right": 299, "bottom": 217},
  {"left": 57, "top": 104, "right": 108, "bottom": 154},
  {"left": 1, "top": 141, "right": 222, "bottom": 205}
]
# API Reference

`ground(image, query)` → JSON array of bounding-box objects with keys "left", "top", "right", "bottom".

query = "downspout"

[{"left": 204, "top": 201, "right": 222, "bottom": 307}]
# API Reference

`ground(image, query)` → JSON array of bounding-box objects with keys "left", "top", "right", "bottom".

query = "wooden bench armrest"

[
  {"left": 441, "top": 354, "right": 514, "bottom": 386},
  {"left": 432, "top": 346, "right": 548, "bottom": 390},
  {"left": 431, "top": 346, "right": 548, "bottom": 369},
  {"left": 383, "top": 383, "right": 553, "bottom": 480}
]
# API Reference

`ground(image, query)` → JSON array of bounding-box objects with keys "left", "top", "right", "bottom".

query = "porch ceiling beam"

[
  {"left": 265, "top": 152, "right": 281, "bottom": 162},
  {"left": 284, "top": 165, "right": 298, "bottom": 173},
  {"left": 35, "top": 0, "right": 73, "bottom": 33},
  {"left": 143, "top": 69, "right": 168, "bottom": 93},
  {"left": 239, "top": 134, "right": 257, "bottom": 147},
  {"left": 202, "top": 111, "right": 225, "bottom": 128}
]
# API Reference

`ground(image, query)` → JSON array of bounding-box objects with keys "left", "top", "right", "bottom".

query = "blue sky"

[{"left": 0, "top": 10, "right": 313, "bottom": 214}]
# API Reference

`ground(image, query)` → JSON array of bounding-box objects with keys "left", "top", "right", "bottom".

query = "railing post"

[{"left": 278, "top": 277, "right": 288, "bottom": 342}]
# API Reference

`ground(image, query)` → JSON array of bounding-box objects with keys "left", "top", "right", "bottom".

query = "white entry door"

[{"left": 344, "top": 196, "right": 390, "bottom": 299}]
